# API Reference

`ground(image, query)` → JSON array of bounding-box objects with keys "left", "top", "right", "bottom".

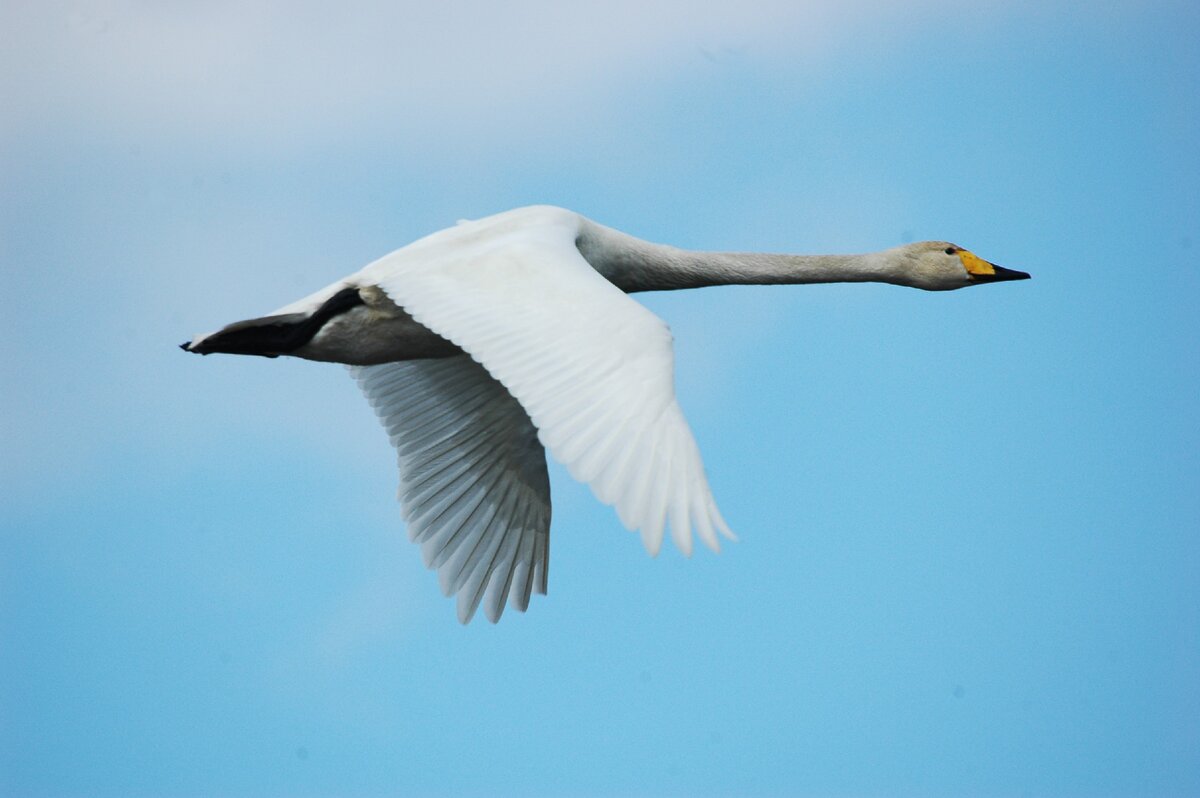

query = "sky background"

[{"left": 3, "top": 1, "right": 1198, "bottom": 796}]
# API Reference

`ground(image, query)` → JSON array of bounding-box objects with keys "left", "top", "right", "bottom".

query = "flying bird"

[{"left": 182, "top": 205, "right": 1029, "bottom": 623}]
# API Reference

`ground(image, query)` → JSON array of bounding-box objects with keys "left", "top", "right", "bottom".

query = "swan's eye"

[{"left": 944, "top": 247, "right": 957, "bottom": 255}]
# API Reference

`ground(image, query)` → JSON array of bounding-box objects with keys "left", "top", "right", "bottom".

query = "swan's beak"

[
  {"left": 959, "top": 250, "right": 1030, "bottom": 284},
  {"left": 969, "top": 263, "right": 1031, "bottom": 283}
]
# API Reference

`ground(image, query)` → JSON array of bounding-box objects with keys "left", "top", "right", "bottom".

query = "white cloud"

[{"left": 3, "top": 0, "right": 964, "bottom": 152}]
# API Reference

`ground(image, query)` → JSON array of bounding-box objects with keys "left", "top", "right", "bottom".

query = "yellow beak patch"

[{"left": 958, "top": 249, "right": 995, "bottom": 277}]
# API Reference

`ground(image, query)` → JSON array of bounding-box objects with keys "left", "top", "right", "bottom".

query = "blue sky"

[{"left": 3, "top": 1, "right": 1198, "bottom": 796}]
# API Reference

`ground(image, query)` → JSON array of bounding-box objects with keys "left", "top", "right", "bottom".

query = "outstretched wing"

[
  {"left": 362, "top": 207, "right": 734, "bottom": 558},
  {"left": 349, "top": 356, "right": 550, "bottom": 624}
]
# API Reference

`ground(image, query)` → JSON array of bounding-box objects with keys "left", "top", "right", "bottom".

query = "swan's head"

[{"left": 886, "top": 241, "right": 1030, "bottom": 291}]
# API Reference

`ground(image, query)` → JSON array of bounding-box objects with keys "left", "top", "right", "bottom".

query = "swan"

[{"left": 182, "top": 205, "right": 1029, "bottom": 623}]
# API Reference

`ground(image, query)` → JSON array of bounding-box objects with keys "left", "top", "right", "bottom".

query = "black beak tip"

[
  {"left": 997, "top": 264, "right": 1030, "bottom": 281},
  {"left": 979, "top": 264, "right": 1031, "bottom": 283}
]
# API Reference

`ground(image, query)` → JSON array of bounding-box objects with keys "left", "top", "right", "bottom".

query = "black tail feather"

[{"left": 182, "top": 286, "right": 365, "bottom": 358}]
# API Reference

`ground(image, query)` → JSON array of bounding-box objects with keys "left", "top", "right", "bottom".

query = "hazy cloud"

[{"left": 4, "top": 0, "right": 964, "bottom": 151}]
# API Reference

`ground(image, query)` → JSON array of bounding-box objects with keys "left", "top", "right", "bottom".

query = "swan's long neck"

[{"left": 577, "top": 219, "right": 896, "bottom": 293}]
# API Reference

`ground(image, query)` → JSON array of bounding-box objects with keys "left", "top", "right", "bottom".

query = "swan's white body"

[{"left": 185, "top": 205, "right": 1027, "bottom": 623}]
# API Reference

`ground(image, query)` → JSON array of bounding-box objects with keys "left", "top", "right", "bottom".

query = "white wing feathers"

[
  {"left": 368, "top": 212, "right": 734, "bottom": 568},
  {"left": 349, "top": 357, "right": 551, "bottom": 624}
]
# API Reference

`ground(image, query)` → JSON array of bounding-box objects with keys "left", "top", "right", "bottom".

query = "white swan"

[{"left": 183, "top": 205, "right": 1029, "bottom": 623}]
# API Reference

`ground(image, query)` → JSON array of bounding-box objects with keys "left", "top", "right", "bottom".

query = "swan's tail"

[{"left": 181, "top": 287, "right": 364, "bottom": 358}]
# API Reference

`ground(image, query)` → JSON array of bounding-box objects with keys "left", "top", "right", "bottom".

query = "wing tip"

[{"left": 640, "top": 530, "right": 664, "bottom": 557}]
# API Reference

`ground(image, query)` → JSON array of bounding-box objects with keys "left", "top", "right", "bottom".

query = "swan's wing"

[
  {"left": 367, "top": 210, "right": 734, "bottom": 557},
  {"left": 348, "top": 356, "right": 551, "bottom": 624}
]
